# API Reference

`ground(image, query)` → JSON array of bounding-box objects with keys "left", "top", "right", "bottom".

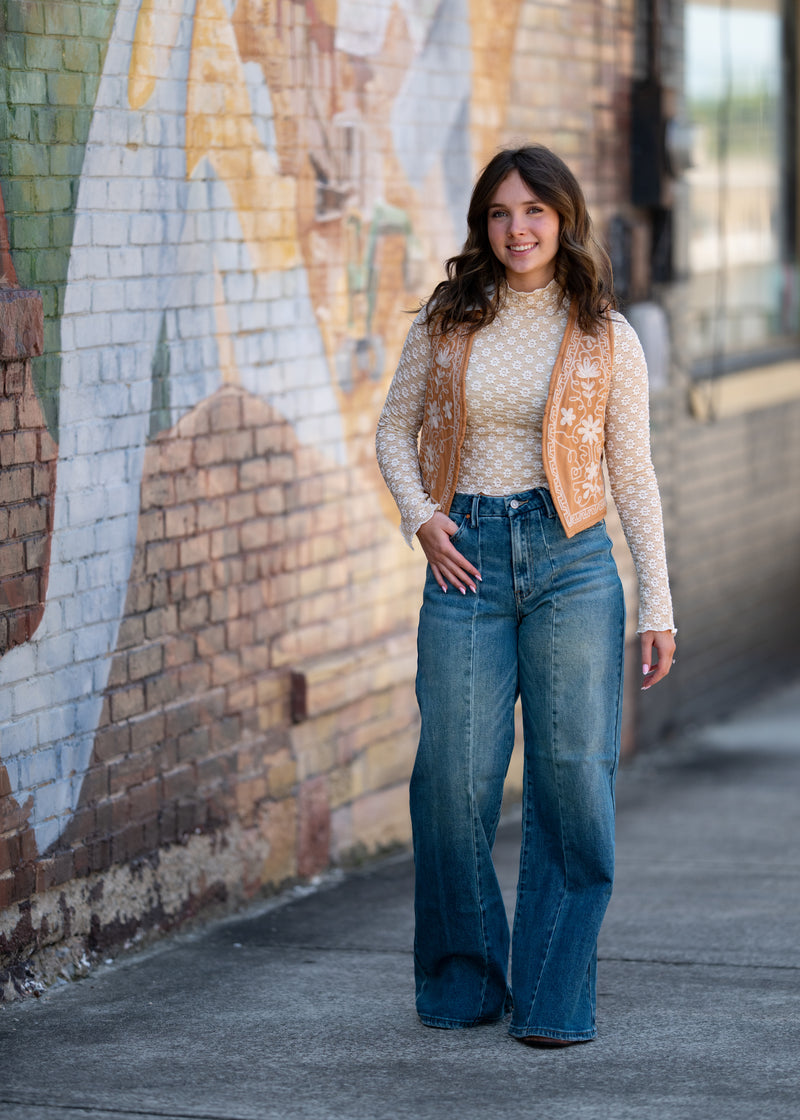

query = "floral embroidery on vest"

[
  {"left": 541, "top": 305, "right": 615, "bottom": 537},
  {"left": 418, "top": 327, "right": 475, "bottom": 515},
  {"left": 419, "top": 303, "right": 613, "bottom": 537}
]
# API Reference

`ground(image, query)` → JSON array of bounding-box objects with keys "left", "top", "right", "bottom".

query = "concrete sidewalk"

[{"left": 1, "top": 681, "right": 799, "bottom": 1120}]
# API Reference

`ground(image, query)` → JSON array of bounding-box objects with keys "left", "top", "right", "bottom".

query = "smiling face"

[{"left": 486, "top": 169, "right": 561, "bottom": 292}]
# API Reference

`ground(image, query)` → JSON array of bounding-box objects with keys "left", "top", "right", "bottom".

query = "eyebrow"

[{"left": 488, "top": 196, "right": 541, "bottom": 208}]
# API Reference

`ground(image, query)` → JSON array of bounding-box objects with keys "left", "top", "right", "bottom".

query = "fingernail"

[
  {"left": 476, "top": 574, "right": 483, "bottom": 582},
  {"left": 441, "top": 585, "right": 447, "bottom": 594},
  {"left": 642, "top": 664, "right": 650, "bottom": 676},
  {"left": 459, "top": 587, "right": 466, "bottom": 595},
  {"left": 470, "top": 585, "right": 477, "bottom": 594}
]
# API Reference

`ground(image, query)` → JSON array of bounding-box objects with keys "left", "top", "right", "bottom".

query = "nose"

[{"left": 509, "top": 210, "right": 528, "bottom": 237}]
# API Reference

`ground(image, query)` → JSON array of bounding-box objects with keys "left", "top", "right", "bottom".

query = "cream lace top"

[{"left": 376, "top": 280, "right": 675, "bottom": 633}]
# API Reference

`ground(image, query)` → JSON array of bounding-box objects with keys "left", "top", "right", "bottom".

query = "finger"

[
  {"left": 437, "top": 552, "right": 481, "bottom": 594},
  {"left": 438, "top": 560, "right": 473, "bottom": 594},
  {"left": 640, "top": 632, "right": 655, "bottom": 680},
  {"left": 641, "top": 633, "right": 676, "bottom": 690},
  {"left": 429, "top": 562, "right": 447, "bottom": 593},
  {"left": 440, "top": 542, "right": 481, "bottom": 584}
]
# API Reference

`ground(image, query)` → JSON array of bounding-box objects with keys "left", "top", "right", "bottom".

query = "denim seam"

[
  {"left": 518, "top": 591, "right": 568, "bottom": 1034},
  {"left": 466, "top": 516, "right": 492, "bottom": 1020}
]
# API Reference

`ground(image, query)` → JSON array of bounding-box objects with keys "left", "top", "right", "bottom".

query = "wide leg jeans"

[{"left": 411, "top": 489, "right": 625, "bottom": 1041}]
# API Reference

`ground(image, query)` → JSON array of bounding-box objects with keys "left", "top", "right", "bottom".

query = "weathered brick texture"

[
  {"left": 14, "top": 0, "right": 784, "bottom": 993},
  {"left": 0, "top": 287, "right": 50, "bottom": 656}
]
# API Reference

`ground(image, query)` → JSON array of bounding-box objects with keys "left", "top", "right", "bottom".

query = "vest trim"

[{"left": 419, "top": 304, "right": 614, "bottom": 538}]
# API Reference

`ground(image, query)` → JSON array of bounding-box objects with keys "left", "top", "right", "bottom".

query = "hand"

[
  {"left": 640, "top": 629, "right": 676, "bottom": 690},
  {"left": 416, "top": 511, "right": 481, "bottom": 594}
]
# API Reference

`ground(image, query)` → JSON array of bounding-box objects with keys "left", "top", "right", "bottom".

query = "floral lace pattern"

[
  {"left": 376, "top": 280, "right": 675, "bottom": 632},
  {"left": 541, "top": 304, "right": 613, "bottom": 535}
]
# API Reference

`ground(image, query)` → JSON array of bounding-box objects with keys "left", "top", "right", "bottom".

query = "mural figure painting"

[{"left": 0, "top": 0, "right": 522, "bottom": 876}]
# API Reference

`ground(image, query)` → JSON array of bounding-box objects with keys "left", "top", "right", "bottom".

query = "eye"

[{"left": 489, "top": 208, "right": 507, "bottom": 219}]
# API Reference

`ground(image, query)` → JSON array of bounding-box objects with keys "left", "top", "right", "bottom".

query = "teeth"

[{"left": 509, "top": 244, "right": 534, "bottom": 252}]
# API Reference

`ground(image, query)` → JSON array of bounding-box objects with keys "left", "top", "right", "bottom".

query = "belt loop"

[
  {"left": 471, "top": 493, "right": 480, "bottom": 523},
  {"left": 539, "top": 488, "right": 556, "bottom": 518}
]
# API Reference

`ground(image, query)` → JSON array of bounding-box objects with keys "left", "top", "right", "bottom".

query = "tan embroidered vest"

[{"left": 418, "top": 304, "right": 615, "bottom": 538}]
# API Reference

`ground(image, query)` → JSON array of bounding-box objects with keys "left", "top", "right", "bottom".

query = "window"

[{"left": 685, "top": 0, "right": 798, "bottom": 372}]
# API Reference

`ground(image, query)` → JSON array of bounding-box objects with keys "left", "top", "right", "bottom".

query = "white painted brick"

[
  {"left": 37, "top": 705, "right": 75, "bottom": 746},
  {"left": 73, "top": 620, "right": 115, "bottom": 663},
  {"left": 78, "top": 311, "right": 113, "bottom": 348},
  {"left": 123, "top": 278, "right": 161, "bottom": 312},
  {"left": 108, "top": 247, "right": 144, "bottom": 279},
  {"left": 141, "top": 178, "right": 173, "bottom": 211},
  {"left": 144, "top": 114, "right": 163, "bottom": 147},
  {"left": 80, "top": 587, "right": 125, "bottom": 627},
  {"left": 64, "top": 281, "right": 92, "bottom": 316},
  {"left": 276, "top": 329, "right": 301, "bottom": 362},
  {"left": 68, "top": 246, "right": 109, "bottom": 282},
  {"left": 176, "top": 307, "right": 204, "bottom": 339},
  {"left": 85, "top": 145, "right": 124, "bottom": 178},
  {"left": 77, "top": 178, "right": 109, "bottom": 213},
  {"left": 86, "top": 381, "right": 128, "bottom": 421},
  {"left": 269, "top": 298, "right": 297, "bottom": 329},
  {"left": 44, "top": 563, "right": 77, "bottom": 600},
  {"left": 0, "top": 714, "right": 38, "bottom": 757},
  {"left": 255, "top": 272, "right": 283, "bottom": 302},
  {"left": 91, "top": 280, "right": 126, "bottom": 313},
  {"left": 129, "top": 213, "right": 166, "bottom": 246},
  {"left": 111, "top": 311, "right": 146, "bottom": 345},
  {"left": 159, "top": 113, "right": 184, "bottom": 149},
  {"left": 35, "top": 631, "right": 73, "bottom": 672},
  {"left": 73, "top": 421, "right": 112, "bottom": 455},
  {"left": 54, "top": 525, "right": 97, "bottom": 564},
  {"left": 224, "top": 272, "right": 255, "bottom": 304},
  {"left": 93, "top": 213, "right": 131, "bottom": 248},
  {"left": 238, "top": 303, "right": 266, "bottom": 333},
  {"left": 281, "top": 269, "right": 300, "bottom": 298},
  {"left": 66, "top": 350, "right": 97, "bottom": 389},
  {"left": 12, "top": 678, "right": 51, "bottom": 717},
  {"left": 23, "top": 748, "right": 57, "bottom": 790},
  {"left": 211, "top": 239, "right": 240, "bottom": 272},
  {"left": 59, "top": 316, "right": 77, "bottom": 352},
  {"left": 68, "top": 485, "right": 108, "bottom": 525},
  {"left": 97, "top": 449, "right": 131, "bottom": 480},
  {"left": 100, "top": 514, "right": 138, "bottom": 555},
  {"left": 107, "top": 178, "right": 143, "bottom": 213}
]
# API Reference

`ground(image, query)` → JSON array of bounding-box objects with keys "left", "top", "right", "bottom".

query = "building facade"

[{"left": 1, "top": 0, "right": 798, "bottom": 992}]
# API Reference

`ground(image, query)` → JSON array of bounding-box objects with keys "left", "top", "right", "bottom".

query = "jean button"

[{"left": 509, "top": 499, "right": 519, "bottom": 509}]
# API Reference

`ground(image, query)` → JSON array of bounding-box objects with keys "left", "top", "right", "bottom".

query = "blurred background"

[{"left": 1, "top": 0, "right": 798, "bottom": 978}]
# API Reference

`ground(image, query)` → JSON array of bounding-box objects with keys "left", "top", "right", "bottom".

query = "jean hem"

[
  {"left": 418, "top": 1011, "right": 508, "bottom": 1030},
  {"left": 508, "top": 1026, "right": 596, "bottom": 1041}
]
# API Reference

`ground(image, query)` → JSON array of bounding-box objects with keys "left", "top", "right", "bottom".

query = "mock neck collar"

[{"left": 503, "top": 277, "right": 564, "bottom": 313}]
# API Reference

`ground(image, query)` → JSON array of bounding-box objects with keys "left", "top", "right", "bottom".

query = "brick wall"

[
  {"left": 1, "top": 0, "right": 642, "bottom": 994},
  {"left": 642, "top": 372, "right": 800, "bottom": 743}
]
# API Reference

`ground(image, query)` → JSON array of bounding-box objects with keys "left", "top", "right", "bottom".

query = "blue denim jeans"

[{"left": 412, "top": 489, "right": 625, "bottom": 1041}]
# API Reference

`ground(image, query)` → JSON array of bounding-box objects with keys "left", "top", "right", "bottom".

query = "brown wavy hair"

[{"left": 425, "top": 145, "right": 615, "bottom": 336}]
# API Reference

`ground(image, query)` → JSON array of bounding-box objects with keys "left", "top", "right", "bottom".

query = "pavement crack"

[
  {"left": 0, "top": 1098, "right": 251, "bottom": 1120},
  {"left": 600, "top": 954, "right": 799, "bottom": 971}
]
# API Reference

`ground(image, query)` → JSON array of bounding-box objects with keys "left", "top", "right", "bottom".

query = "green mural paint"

[
  {"left": 0, "top": 0, "right": 120, "bottom": 438},
  {"left": 149, "top": 312, "right": 172, "bottom": 440}
]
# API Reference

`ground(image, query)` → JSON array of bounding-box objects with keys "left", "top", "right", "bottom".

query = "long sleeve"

[
  {"left": 375, "top": 311, "right": 441, "bottom": 545},
  {"left": 376, "top": 288, "right": 676, "bottom": 633},
  {"left": 605, "top": 314, "right": 675, "bottom": 633}
]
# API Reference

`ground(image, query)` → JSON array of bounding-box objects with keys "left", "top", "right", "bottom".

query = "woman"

[{"left": 375, "top": 145, "right": 675, "bottom": 1047}]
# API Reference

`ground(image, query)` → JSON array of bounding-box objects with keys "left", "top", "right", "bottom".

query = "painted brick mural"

[{"left": 0, "top": 0, "right": 637, "bottom": 991}]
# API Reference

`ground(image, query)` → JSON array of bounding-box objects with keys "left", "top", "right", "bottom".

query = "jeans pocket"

[{"left": 448, "top": 513, "right": 470, "bottom": 544}]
